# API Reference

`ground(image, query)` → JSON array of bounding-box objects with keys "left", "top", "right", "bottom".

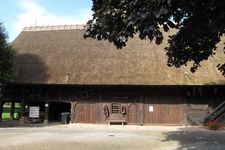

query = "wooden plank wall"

[
  {"left": 4, "top": 85, "right": 225, "bottom": 125},
  {"left": 143, "top": 87, "right": 185, "bottom": 125}
]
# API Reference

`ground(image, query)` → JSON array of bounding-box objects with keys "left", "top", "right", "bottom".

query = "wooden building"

[{"left": 1, "top": 25, "right": 225, "bottom": 125}]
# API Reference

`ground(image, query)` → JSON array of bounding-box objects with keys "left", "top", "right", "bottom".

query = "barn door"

[
  {"left": 164, "top": 103, "right": 183, "bottom": 124},
  {"left": 74, "top": 103, "right": 97, "bottom": 123},
  {"left": 75, "top": 103, "right": 89, "bottom": 123},
  {"left": 128, "top": 104, "right": 138, "bottom": 124}
]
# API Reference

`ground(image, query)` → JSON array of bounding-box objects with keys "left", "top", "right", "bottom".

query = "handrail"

[
  {"left": 204, "top": 101, "right": 225, "bottom": 124},
  {"left": 210, "top": 101, "right": 225, "bottom": 116}
]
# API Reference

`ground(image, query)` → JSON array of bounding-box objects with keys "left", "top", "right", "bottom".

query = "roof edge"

[{"left": 23, "top": 24, "right": 85, "bottom": 32}]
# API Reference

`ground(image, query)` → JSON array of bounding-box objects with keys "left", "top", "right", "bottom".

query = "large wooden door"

[
  {"left": 144, "top": 99, "right": 184, "bottom": 124},
  {"left": 74, "top": 103, "right": 96, "bottom": 123},
  {"left": 128, "top": 103, "right": 138, "bottom": 124},
  {"left": 163, "top": 103, "right": 183, "bottom": 124}
]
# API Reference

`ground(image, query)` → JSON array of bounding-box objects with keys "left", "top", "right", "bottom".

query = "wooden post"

[
  {"left": 139, "top": 94, "right": 144, "bottom": 125},
  {"left": 21, "top": 92, "right": 25, "bottom": 118},
  {"left": 97, "top": 95, "right": 102, "bottom": 124},
  {"left": 0, "top": 100, "right": 3, "bottom": 122},
  {"left": 44, "top": 89, "right": 49, "bottom": 124},
  {"left": 44, "top": 102, "right": 49, "bottom": 124},
  {"left": 21, "top": 100, "right": 25, "bottom": 118},
  {"left": 44, "top": 90, "right": 49, "bottom": 125},
  {"left": 183, "top": 94, "right": 189, "bottom": 125},
  {"left": 0, "top": 83, "right": 2, "bottom": 122},
  {"left": 70, "top": 102, "right": 75, "bottom": 123},
  {"left": 10, "top": 102, "right": 15, "bottom": 120}
]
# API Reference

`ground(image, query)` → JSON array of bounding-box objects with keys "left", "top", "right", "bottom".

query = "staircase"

[{"left": 203, "top": 101, "right": 225, "bottom": 124}]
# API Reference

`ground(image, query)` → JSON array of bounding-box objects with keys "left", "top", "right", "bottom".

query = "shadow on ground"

[
  {"left": 0, "top": 120, "right": 63, "bottom": 128},
  {"left": 162, "top": 127, "right": 225, "bottom": 150}
]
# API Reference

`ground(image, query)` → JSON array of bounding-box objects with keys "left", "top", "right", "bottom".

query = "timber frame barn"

[{"left": 1, "top": 25, "right": 225, "bottom": 125}]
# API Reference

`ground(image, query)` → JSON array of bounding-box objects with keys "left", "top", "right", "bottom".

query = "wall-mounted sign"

[
  {"left": 29, "top": 106, "right": 40, "bottom": 118},
  {"left": 149, "top": 106, "right": 154, "bottom": 112}
]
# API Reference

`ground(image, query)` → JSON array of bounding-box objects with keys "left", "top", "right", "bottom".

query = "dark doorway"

[{"left": 49, "top": 102, "right": 71, "bottom": 122}]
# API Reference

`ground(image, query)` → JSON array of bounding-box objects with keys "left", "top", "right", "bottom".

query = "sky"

[{"left": 0, "top": 0, "right": 93, "bottom": 42}]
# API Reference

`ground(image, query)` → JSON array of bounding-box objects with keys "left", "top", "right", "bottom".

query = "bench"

[
  {"left": 109, "top": 119, "right": 127, "bottom": 125},
  {"left": 108, "top": 114, "right": 127, "bottom": 125}
]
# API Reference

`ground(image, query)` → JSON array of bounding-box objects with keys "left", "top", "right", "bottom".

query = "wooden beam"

[{"left": 10, "top": 102, "right": 15, "bottom": 120}]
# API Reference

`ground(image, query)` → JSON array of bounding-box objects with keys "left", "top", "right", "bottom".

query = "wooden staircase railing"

[{"left": 203, "top": 101, "right": 225, "bottom": 124}]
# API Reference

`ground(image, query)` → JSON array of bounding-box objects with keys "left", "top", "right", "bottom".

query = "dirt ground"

[{"left": 0, "top": 124, "right": 225, "bottom": 150}]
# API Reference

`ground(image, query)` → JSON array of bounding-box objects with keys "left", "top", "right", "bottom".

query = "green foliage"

[
  {"left": 2, "top": 105, "right": 21, "bottom": 119},
  {"left": 0, "top": 21, "right": 15, "bottom": 96},
  {"left": 85, "top": 0, "right": 225, "bottom": 74}
]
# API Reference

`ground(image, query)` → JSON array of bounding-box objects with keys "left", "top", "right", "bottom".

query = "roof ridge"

[{"left": 23, "top": 25, "right": 85, "bottom": 31}]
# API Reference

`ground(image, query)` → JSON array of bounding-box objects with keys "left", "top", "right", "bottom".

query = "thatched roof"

[{"left": 12, "top": 25, "right": 225, "bottom": 85}]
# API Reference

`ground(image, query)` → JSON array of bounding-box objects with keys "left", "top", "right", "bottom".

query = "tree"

[
  {"left": 0, "top": 22, "right": 15, "bottom": 97},
  {"left": 84, "top": 0, "right": 225, "bottom": 75}
]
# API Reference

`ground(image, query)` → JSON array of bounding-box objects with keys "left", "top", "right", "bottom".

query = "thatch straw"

[{"left": 12, "top": 26, "right": 225, "bottom": 85}]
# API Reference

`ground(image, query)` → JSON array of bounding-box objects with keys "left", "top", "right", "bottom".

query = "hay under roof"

[{"left": 12, "top": 25, "right": 225, "bottom": 85}]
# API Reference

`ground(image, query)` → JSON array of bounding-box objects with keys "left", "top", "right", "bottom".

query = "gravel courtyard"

[{"left": 0, "top": 124, "right": 225, "bottom": 150}]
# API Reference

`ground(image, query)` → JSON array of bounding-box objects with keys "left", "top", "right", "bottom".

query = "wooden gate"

[{"left": 128, "top": 103, "right": 138, "bottom": 124}]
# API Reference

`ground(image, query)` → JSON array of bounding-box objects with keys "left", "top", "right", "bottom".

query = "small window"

[{"left": 112, "top": 103, "right": 120, "bottom": 114}]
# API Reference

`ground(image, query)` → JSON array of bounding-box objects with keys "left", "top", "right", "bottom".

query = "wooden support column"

[
  {"left": 70, "top": 102, "right": 75, "bottom": 123},
  {"left": 183, "top": 94, "right": 189, "bottom": 125},
  {"left": 10, "top": 102, "right": 15, "bottom": 120},
  {"left": 20, "top": 92, "right": 25, "bottom": 119},
  {"left": 0, "top": 100, "right": 3, "bottom": 122},
  {"left": 139, "top": 94, "right": 144, "bottom": 125},
  {"left": 0, "top": 83, "right": 2, "bottom": 122},
  {"left": 97, "top": 95, "right": 102, "bottom": 124},
  {"left": 44, "top": 91, "right": 49, "bottom": 124},
  {"left": 44, "top": 102, "right": 49, "bottom": 124}
]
